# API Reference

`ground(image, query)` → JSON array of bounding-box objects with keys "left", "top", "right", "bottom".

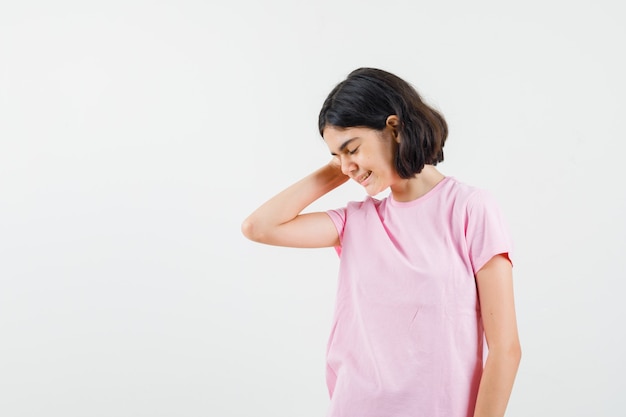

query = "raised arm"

[{"left": 241, "top": 161, "right": 348, "bottom": 248}]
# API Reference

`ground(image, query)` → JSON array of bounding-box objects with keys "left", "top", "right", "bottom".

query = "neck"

[{"left": 390, "top": 165, "right": 445, "bottom": 202}]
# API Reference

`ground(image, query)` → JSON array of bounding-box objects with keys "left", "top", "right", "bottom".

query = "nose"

[{"left": 339, "top": 155, "right": 356, "bottom": 176}]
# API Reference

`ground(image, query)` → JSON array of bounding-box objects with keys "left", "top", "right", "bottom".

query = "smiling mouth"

[{"left": 357, "top": 171, "right": 372, "bottom": 183}]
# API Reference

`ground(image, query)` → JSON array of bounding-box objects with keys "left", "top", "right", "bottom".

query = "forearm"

[
  {"left": 472, "top": 346, "right": 521, "bottom": 417},
  {"left": 242, "top": 163, "right": 348, "bottom": 240}
]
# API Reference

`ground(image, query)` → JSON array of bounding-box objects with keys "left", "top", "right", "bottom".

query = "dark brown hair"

[{"left": 318, "top": 67, "right": 447, "bottom": 178}]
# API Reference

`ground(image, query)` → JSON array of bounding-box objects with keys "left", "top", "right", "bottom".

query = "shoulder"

[
  {"left": 441, "top": 177, "right": 495, "bottom": 206},
  {"left": 328, "top": 195, "right": 386, "bottom": 226},
  {"left": 436, "top": 178, "right": 508, "bottom": 228},
  {"left": 431, "top": 177, "right": 484, "bottom": 211},
  {"left": 442, "top": 176, "right": 479, "bottom": 197},
  {"left": 343, "top": 195, "right": 385, "bottom": 212}
]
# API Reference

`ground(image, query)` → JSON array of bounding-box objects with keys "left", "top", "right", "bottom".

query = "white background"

[{"left": 1, "top": 1, "right": 624, "bottom": 416}]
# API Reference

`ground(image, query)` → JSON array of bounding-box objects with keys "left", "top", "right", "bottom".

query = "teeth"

[{"left": 360, "top": 172, "right": 371, "bottom": 183}]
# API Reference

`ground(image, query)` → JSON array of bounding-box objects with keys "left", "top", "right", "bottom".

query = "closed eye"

[{"left": 348, "top": 146, "right": 359, "bottom": 155}]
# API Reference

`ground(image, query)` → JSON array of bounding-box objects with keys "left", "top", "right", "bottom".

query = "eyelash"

[{"left": 348, "top": 147, "right": 359, "bottom": 155}]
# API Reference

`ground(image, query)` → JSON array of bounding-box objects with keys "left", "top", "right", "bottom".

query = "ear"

[{"left": 386, "top": 115, "right": 401, "bottom": 143}]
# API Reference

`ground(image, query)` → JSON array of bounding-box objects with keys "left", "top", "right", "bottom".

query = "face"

[{"left": 323, "top": 123, "right": 401, "bottom": 196}]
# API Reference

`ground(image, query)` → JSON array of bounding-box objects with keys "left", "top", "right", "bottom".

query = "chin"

[{"left": 365, "top": 185, "right": 384, "bottom": 197}]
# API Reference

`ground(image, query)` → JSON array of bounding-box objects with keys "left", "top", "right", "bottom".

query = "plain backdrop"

[{"left": 1, "top": 1, "right": 625, "bottom": 416}]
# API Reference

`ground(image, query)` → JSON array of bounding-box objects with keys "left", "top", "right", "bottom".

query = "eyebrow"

[{"left": 330, "top": 138, "right": 358, "bottom": 156}]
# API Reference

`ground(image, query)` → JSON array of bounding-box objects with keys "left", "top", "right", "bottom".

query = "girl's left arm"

[{"left": 473, "top": 254, "right": 522, "bottom": 417}]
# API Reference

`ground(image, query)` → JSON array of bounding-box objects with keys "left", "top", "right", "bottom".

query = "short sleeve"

[
  {"left": 465, "top": 190, "right": 514, "bottom": 274},
  {"left": 326, "top": 207, "right": 346, "bottom": 257}
]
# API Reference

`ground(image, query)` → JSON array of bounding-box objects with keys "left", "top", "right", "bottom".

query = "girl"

[{"left": 241, "top": 67, "right": 521, "bottom": 417}]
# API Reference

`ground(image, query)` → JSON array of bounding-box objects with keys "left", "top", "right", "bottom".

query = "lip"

[{"left": 356, "top": 171, "right": 372, "bottom": 185}]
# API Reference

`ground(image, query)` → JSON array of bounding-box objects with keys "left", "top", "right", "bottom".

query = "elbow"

[
  {"left": 505, "top": 340, "right": 522, "bottom": 367},
  {"left": 241, "top": 217, "right": 256, "bottom": 241},
  {"left": 241, "top": 216, "right": 267, "bottom": 243},
  {"left": 509, "top": 342, "right": 522, "bottom": 366},
  {"left": 515, "top": 341, "right": 522, "bottom": 364},
  {"left": 489, "top": 339, "right": 522, "bottom": 368}
]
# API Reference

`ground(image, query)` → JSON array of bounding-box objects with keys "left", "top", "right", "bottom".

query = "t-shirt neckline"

[{"left": 387, "top": 176, "right": 453, "bottom": 208}]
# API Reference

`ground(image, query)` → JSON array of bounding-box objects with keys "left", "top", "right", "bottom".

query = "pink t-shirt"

[{"left": 325, "top": 176, "right": 513, "bottom": 417}]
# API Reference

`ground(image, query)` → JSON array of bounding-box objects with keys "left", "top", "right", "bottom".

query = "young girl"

[{"left": 241, "top": 67, "right": 521, "bottom": 417}]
